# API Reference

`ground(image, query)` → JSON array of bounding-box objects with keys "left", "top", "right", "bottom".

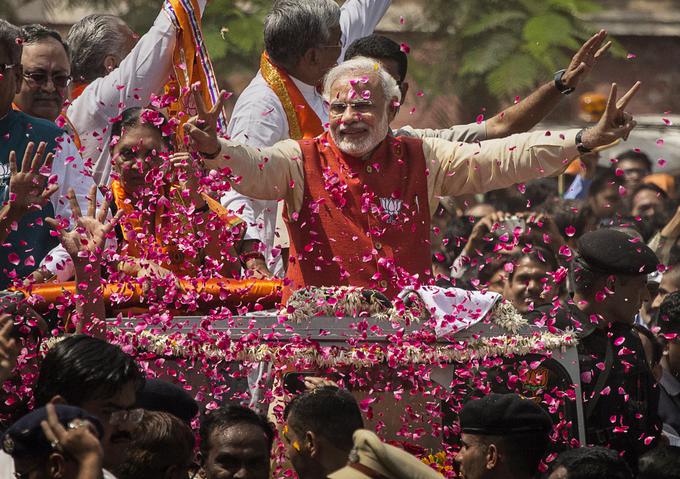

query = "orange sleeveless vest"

[{"left": 282, "top": 132, "right": 433, "bottom": 302}]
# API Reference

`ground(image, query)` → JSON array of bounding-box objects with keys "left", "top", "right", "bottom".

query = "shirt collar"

[
  {"left": 660, "top": 367, "right": 680, "bottom": 396},
  {"left": 290, "top": 75, "right": 320, "bottom": 99}
]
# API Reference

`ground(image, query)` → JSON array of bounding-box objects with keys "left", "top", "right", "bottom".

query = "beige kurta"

[{"left": 213, "top": 129, "right": 580, "bottom": 218}]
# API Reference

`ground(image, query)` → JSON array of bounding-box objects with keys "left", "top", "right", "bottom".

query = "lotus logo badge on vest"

[{"left": 380, "top": 197, "right": 402, "bottom": 224}]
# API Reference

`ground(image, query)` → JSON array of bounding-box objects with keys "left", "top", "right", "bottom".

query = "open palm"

[{"left": 46, "top": 185, "right": 122, "bottom": 264}]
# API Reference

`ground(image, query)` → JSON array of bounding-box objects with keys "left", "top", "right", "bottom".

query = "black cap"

[
  {"left": 2, "top": 405, "right": 103, "bottom": 458},
  {"left": 135, "top": 378, "right": 199, "bottom": 423},
  {"left": 576, "top": 229, "right": 659, "bottom": 275},
  {"left": 460, "top": 393, "right": 553, "bottom": 436}
]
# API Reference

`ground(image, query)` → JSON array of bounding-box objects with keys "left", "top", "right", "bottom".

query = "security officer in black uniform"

[{"left": 567, "top": 229, "right": 662, "bottom": 464}]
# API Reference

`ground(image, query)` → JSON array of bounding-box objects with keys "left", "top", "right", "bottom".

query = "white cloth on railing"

[{"left": 398, "top": 286, "right": 501, "bottom": 337}]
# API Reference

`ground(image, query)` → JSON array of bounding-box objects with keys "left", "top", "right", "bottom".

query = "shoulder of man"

[{"left": 13, "top": 110, "right": 65, "bottom": 147}]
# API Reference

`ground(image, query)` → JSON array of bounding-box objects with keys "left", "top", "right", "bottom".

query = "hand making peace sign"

[
  {"left": 183, "top": 87, "right": 229, "bottom": 165},
  {"left": 581, "top": 81, "right": 641, "bottom": 150}
]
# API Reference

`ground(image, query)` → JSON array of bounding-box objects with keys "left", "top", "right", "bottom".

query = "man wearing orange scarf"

[{"left": 222, "top": 0, "right": 391, "bottom": 279}]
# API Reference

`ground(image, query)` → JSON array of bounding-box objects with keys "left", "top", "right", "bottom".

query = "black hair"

[
  {"left": 539, "top": 198, "right": 587, "bottom": 242},
  {"left": 109, "top": 107, "right": 172, "bottom": 150},
  {"left": 588, "top": 170, "right": 624, "bottom": 198},
  {"left": 617, "top": 150, "right": 652, "bottom": 172},
  {"left": 35, "top": 335, "right": 144, "bottom": 407},
  {"left": 344, "top": 34, "right": 408, "bottom": 83},
  {"left": 284, "top": 386, "right": 363, "bottom": 451},
  {"left": 631, "top": 182, "right": 668, "bottom": 202},
  {"left": 546, "top": 446, "right": 633, "bottom": 479},
  {"left": 481, "top": 433, "right": 549, "bottom": 478},
  {"left": 657, "top": 290, "right": 680, "bottom": 336},
  {"left": 199, "top": 403, "right": 275, "bottom": 459},
  {"left": 637, "top": 446, "right": 680, "bottom": 479},
  {"left": 0, "top": 19, "right": 23, "bottom": 64},
  {"left": 632, "top": 323, "right": 663, "bottom": 368},
  {"left": 506, "top": 245, "right": 559, "bottom": 281},
  {"left": 20, "top": 24, "right": 70, "bottom": 56},
  {"left": 524, "top": 178, "right": 558, "bottom": 210}
]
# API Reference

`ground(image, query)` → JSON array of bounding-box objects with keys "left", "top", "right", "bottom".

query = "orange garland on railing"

[{"left": 17, "top": 278, "right": 282, "bottom": 314}]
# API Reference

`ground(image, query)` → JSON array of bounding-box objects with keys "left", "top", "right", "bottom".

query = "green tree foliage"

[{"left": 411, "top": 0, "right": 603, "bottom": 117}]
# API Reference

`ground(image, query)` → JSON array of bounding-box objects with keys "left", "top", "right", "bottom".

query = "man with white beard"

[{"left": 185, "top": 57, "right": 639, "bottom": 302}]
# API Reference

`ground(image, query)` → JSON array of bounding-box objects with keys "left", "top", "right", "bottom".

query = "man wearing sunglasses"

[{"left": 13, "top": 25, "right": 71, "bottom": 122}]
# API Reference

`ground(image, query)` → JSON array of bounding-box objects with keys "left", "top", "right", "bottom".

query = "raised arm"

[
  {"left": 46, "top": 186, "right": 122, "bottom": 337},
  {"left": 430, "top": 82, "right": 639, "bottom": 198},
  {"left": 485, "top": 30, "right": 611, "bottom": 139},
  {"left": 67, "top": 1, "right": 206, "bottom": 127},
  {"left": 184, "top": 90, "right": 303, "bottom": 206},
  {"left": 339, "top": 0, "right": 392, "bottom": 59}
]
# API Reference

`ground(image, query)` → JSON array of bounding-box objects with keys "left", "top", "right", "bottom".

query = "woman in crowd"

[{"left": 106, "top": 107, "right": 244, "bottom": 282}]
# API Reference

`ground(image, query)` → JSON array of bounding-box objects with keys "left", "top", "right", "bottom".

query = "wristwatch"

[
  {"left": 575, "top": 129, "right": 592, "bottom": 154},
  {"left": 554, "top": 69, "right": 575, "bottom": 95}
]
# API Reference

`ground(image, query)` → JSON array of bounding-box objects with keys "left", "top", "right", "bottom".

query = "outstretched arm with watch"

[{"left": 484, "top": 30, "right": 611, "bottom": 139}]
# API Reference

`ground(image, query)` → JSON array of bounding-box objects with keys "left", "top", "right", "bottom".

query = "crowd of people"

[{"left": 2, "top": 0, "right": 680, "bottom": 477}]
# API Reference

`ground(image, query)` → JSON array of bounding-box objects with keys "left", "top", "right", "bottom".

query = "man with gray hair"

[
  {"left": 187, "top": 57, "right": 640, "bottom": 302},
  {"left": 63, "top": 1, "right": 207, "bottom": 186},
  {"left": 221, "top": 0, "right": 391, "bottom": 279}
]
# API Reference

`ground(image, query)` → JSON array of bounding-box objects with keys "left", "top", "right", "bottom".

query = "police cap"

[{"left": 460, "top": 393, "right": 553, "bottom": 436}]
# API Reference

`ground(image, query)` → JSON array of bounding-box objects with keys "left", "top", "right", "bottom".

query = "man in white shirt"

[
  {"left": 64, "top": 0, "right": 206, "bottom": 186},
  {"left": 221, "top": 0, "right": 392, "bottom": 278}
]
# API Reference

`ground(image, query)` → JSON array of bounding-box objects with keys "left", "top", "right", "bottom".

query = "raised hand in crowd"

[
  {"left": 581, "top": 82, "right": 641, "bottom": 148},
  {"left": 40, "top": 403, "right": 103, "bottom": 479},
  {"left": 1, "top": 141, "right": 59, "bottom": 243},
  {"left": 183, "top": 88, "right": 228, "bottom": 166},
  {"left": 0, "top": 314, "right": 19, "bottom": 384},
  {"left": 46, "top": 185, "right": 122, "bottom": 335},
  {"left": 559, "top": 30, "right": 612, "bottom": 91},
  {"left": 462, "top": 211, "right": 514, "bottom": 257}
]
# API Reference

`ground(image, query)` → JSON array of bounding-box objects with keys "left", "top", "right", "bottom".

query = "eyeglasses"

[
  {"left": 23, "top": 71, "right": 71, "bottom": 89},
  {"left": 0, "top": 63, "right": 17, "bottom": 75},
  {"left": 329, "top": 100, "right": 375, "bottom": 116},
  {"left": 109, "top": 408, "right": 144, "bottom": 426}
]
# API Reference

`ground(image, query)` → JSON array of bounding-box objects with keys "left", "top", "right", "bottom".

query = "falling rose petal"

[
  {"left": 658, "top": 158, "right": 667, "bottom": 167},
  {"left": 626, "top": 53, "right": 636, "bottom": 59},
  {"left": 23, "top": 256, "right": 35, "bottom": 267},
  {"left": 416, "top": 91, "right": 425, "bottom": 97},
  {"left": 614, "top": 336, "right": 625, "bottom": 346},
  {"left": 400, "top": 43, "right": 410, "bottom": 54},
  {"left": 558, "top": 245, "right": 572, "bottom": 258},
  {"left": 399, "top": 15, "right": 405, "bottom": 24},
  {"left": 8, "top": 253, "right": 19, "bottom": 265},
  {"left": 656, "top": 138, "right": 664, "bottom": 146},
  {"left": 615, "top": 168, "right": 624, "bottom": 176},
  {"left": 663, "top": 118, "right": 672, "bottom": 126},
  {"left": 564, "top": 225, "right": 576, "bottom": 237},
  {"left": 476, "top": 114, "right": 484, "bottom": 124},
  {"left": 618, "top": 185, "right": 627, "bottom": 196}
]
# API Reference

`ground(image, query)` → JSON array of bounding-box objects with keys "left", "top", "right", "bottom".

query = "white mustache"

[{"left": 338, "top": 121, "right": 370, "bottom": 133}]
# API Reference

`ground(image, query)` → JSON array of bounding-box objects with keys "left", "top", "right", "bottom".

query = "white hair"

[{"left": 323, "top": 56, "right": 401, "bottom": 105}]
